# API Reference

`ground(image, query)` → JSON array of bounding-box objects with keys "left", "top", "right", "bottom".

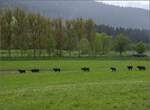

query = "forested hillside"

[{"left": 95, "top": 25, "right": 149, "bottom": 43}]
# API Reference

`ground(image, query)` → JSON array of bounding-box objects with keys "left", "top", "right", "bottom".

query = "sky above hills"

[{"left": 96, "top": 0, "right": 149, "bottom": 10}]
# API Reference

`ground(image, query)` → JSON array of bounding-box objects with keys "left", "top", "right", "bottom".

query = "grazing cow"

[
  {"left": 53, "top": 68, "right": 61, "bottom": 72},
  {"left": 18, "top": 69, "right": 26, "bottom": 74},
  {"left": 137, "top": 66, "right": 146, "bottom": 71},
  {"left": 110, "top": 67, "right": 116, "bottom": 72},
  {"left": 81, "top": 67, "right": 90, "bottom": 72},
  {"left": 31, "top": 69, "right": 40, "bottom": 72},
  {"left": 127, "top": 66, "right": 133, "bottom": 71}
]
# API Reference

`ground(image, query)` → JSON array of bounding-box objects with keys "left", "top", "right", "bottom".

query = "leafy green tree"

[
  {"left": 65, "top": 20, "right": 77, "bottom": 56},
  {"left": 85, "top": 19, "right": 95, "bottom": 55},
  {"left": 27, "top": 13, "right": 45, "bottom": 57},
  {"left": 135, "top": 41, "right": 146, "bottom": 54},
  {"left": 36, "top": 14, "right": 47, "bottom": 56},
  {"left": 53, "top": 18, "right": 64, "bottom": 56},
  {"left": 0, "top": 9, "right": 13, "bottom": 57},
  {"left": 13, "top": 8, "right": 28, "bottom": 56},
  {"left": 79, "top": 38, "right": 90, "bottom": 55},
  {"left": 94, "top": 33, "right": 101, "bottom": 55},
  {"left": 47, "top": 36, "right": 55, "bottom": 56},
  {"left": 99, "top": 33, "right": 111, "bottom": 54},
  {"left": 45, "top": 18, "right": 55, "bottom": 56},
  {"left": 0, "top": 11, "right": 7, "bottom": 50},
  {"left": 94, "top": 33, "right": 112, "bottom": 55},
  {"left": 27, "top": 13, "right": 37, "bottom": 57},
  {"left": 74, "top": 18, "right": 85, "bottom": 57},
  {"left": 114, "top": 33, "right": 129, "bottom": 56},
  {"left": 0, "top": 12, "right": 2, "bottom": 49}
]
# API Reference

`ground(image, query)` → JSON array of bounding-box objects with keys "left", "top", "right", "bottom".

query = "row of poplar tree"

[{"left": 0, "top": 8, "right": 146, "bottom": 57}]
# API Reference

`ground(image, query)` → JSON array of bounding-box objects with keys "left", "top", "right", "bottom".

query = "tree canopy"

[{"left": 0, "top": 8, "right": 148, "bottom": 57}]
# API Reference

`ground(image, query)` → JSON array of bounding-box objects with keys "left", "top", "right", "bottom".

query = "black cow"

[
  {"left": 81, "top": 67, "right": 90, "bottom": 72},
  {"left": 110, "top": 67, "right": 117, "bottom": 72},
  {"left": 137, "top": 66, "right": 146, "bottom": 71},
  {"left": 18, "top": 69, "right": 26, "bottom": 74},
  {"left": 31, "top": 69, "right": 40, "bottom": 72},
  {"left": 127, "top": 66, "right": 133, "bottom": 71},
  {"left": 53, "top": 68, "right": 61, "bottom": 72}
]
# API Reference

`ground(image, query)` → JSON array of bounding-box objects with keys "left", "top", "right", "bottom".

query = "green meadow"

[{"left": 0, "top": 59, "right": 150, "bottom": 110}]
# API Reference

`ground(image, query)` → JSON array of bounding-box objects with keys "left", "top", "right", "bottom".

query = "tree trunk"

[
  {"left": 102, "top": 50, "right": 105, "bottom": 55},
  {"left": 78, "top": 50, "right": 80, "bottom": 57},
  {"left": 20, "top": 50, "right": 24, "bottom": 57},
  {"left": 8, "top": 49, "right": 11, "bottom": 57},
  {"left": 102, "top": 44, "right": 105, "bottom": 55},
  {"left": 120, "top": 51, "right": 122, "bottom": 56},
  {"left": 59, "top": 49, "right": 62, "bottom": 57},
  {"left": 33, "top": 49, "right": 36, "bottom": 58},
  {"left": 69, "top": 50, "right": 71, "bottom": 57},
  {"left": 48, "top": 50, "right": 51, "bottom": 57},
  {"left": 39, "top": 49, "right": 42, "bottom": 57}
]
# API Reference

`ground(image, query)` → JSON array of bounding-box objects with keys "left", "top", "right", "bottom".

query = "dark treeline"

[
  {"left": 95, "top": 24, "right": 149, "bottom": 43},
  {"left": 0, "top": 8, "right": 148, "bottom": 57}
]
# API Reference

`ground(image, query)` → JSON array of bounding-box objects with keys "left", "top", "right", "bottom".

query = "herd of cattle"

[
  {"left": 17, "top": 65, "right": 146, "bottom": 74},
  {"left": 110, "top": 66, "right": 146, "bottom": 72}
]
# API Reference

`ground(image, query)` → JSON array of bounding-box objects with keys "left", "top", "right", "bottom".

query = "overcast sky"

[{"left": 96, "top": 0, "right": 149, "bottom": 10}]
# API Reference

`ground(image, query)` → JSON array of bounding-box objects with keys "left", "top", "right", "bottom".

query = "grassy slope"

[{"left": 0, "top": 60, "right": 150, "bottom": 110}]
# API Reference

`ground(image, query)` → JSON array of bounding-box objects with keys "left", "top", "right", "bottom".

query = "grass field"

[{"left": 0, "top": 59, "right": 150, "bottom": 110}]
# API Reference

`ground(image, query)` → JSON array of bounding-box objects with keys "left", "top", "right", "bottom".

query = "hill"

[{"left": 0, "top": 0, "right": 149, "bottom": 29}]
